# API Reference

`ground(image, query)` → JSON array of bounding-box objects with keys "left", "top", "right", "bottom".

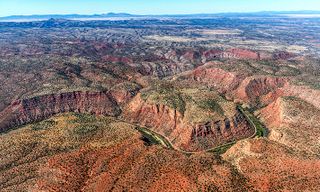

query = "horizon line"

[{"left": 1, "top": 10, "right": 320, "bottom": 18}]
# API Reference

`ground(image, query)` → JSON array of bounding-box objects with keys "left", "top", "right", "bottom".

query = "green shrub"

[
  {"left": 73, "top": 124, "right": 98, "bottom": 136},
  {"left": 142, "top": 81, "right": 186, "bottom": 114},
  {"left": 198, "top": 99, "right": 224, "bottom": 115},
  {"left": 70, "top": 113, "right": 96, "bottom": 124},
  {"left": 31, "top": 120, "right": 57, "bottom": 131}
]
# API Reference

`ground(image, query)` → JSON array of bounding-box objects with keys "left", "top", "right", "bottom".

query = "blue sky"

[{"left": 0, "top": 0, "right": 320, "bottom": 17}]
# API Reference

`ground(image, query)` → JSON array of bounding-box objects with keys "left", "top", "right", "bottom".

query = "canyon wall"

[
  {"left": 186, "top": 107, "right": 254, "bottom": 151},
  {"left": 258, "top": 96, "right": 320, "bottom": 154},
  {"left": 191, "top": 67, "right": 243, "bottom": 93},
  {"left": 188, "top": 66, "right": 288, "bottom": 106},
  {"left": 123, "top": 94, "right": 254, "bottom": 151},
  {"left": 201, "top": 48, "right": 260, "bottom": 62},
  {"left": 233, "top": 76, "right": 288, "bottom": 104},
  {"left": 0, "top": 91, "right": 121, "bottom": 133}
]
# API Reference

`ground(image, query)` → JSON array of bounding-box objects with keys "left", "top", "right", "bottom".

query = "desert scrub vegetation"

[
  {"left": 238, "top": 106, "right": 267, "bottom": 137},
  {"left": 72, "top": 124, "right": 98, "bottom": 138},
  {"left": 141, "top": 85, "right": 232, "bottom": 124},
  {"left": 141, "top": 81, "right": 186, "bottom": 114},
  {"left": 69, "top": 112, "right": 97, "bottom": 123},
  {"left": 180, "top": 88, "right": 234, "bottom": 123},
  {"left": 136, "top": 126, "right": 173, "bottom": 148},
  {"left": 111, "top": 81, "right": 141, "bottom": 92},
  {"left": 207, "top": 142, "right": 236, "bottom": 155},
  {"left": 31, "top": 119, "right": 57, "bottom": 131},
  {"left": 197, "top": 99, "right": 224, "bottom": 116},
  {"left": 0, "top": 112, "right": 142, "bottom": 191}
]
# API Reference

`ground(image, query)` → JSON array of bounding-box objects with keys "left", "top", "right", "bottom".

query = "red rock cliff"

[
  {"left": 123, "top": 94, "right": 254, "bottom": 152},
  {"left": 0, "top": 91, "right": 120, "bottom": 132},
  {"left": 233, "top": 76, "right": 288, "bottom": 104}
]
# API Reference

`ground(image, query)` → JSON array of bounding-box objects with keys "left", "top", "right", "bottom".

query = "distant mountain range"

[
  {"left": 1, "top": 11, "right": 320, "bottom": 21},
  {"left": 0, "top": 13, "right": 135, "bottom": 21}
]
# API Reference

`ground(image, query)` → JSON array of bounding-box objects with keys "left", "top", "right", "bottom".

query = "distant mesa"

[{"left": 1, "top": 10, "right": 320, "bottom": 21}]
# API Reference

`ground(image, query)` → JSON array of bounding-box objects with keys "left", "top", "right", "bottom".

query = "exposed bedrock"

[
  {"left": 123, "top": 94, "right": 254, "bottom": 152},
  {"left": 260, "top": 85, "right": 320, "bottom": 110},
  {"left": 233, "top": 76, "right": 288, "bottom": 104},
  {"left": 137, "top": 62, "right": 196, "bottom": 78},
  {"left": 186, "top": 65, "right": 288, "bottom": 106},
  {"left": 258, "top": 96, "right": 320, "bottom": 154},
  {"left": 0, "top": 91, "right": 121, "bottom": 133},
  {"left": 128, "top": 48, "right": 294, "bottom": 78},
  {"left": 191, "top": 66, "right": 244, "bottom": 93},
  {"left": 201, "top": 48, "right": 260, "bottom": 62}
]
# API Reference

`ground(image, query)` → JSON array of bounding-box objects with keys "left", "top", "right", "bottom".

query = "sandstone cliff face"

[
  {"left": 233, "top": 76, "right": 288, "bottom": 104},
  {"left": 201, "top": 48, "right": 260, "bottom": 62},
  {"left": 259, "top": 84, "right": 320, "bottom": 110},
  {"left": 110, "top": 89, "right": 137, "bottom": 104},
  {"left": 258, "top": 97, "right": 283, "bottom": 128},
  {"left": 0, "top": 91, "right": 121, "bottom": 133},
  {"left": 191, "top": 67, "right": 243, "bottom": 93},
  {"left": 258, "top": 97, "right": 320, "bottom": 154},
  {"left": 272, "top": 51, "right": 296, "bottom": 60},
  {"left": 122, "top": 94, "right": 189, "bottom": 145},
  {"left": 224, "top": 48, "right": 260, "bottom": 60},
  {"left": 123, "top": 94, "right": 254, "bottom": 152},
  {"left": 188, "top": 111, "right": 254, "bottom": 151},
  {"left": 182, "top": 65, "right": 289, "bottom": 106}
]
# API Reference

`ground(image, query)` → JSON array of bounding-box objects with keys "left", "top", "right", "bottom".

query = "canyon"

[
  {"left": 123, "top": 93, "right": 254, "bottom": 151},
  {"left": 0, "top": 91, "right": 120, "bottom": 133},
  {"left": 0, "top": 16, "right": 319, "bottom": 191}
]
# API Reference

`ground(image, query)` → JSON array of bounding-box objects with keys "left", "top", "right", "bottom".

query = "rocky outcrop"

[
  {"left": 0, "top": 91, "right": 121, "bottom": 133},
  {"left": 201, "top": 48, "right": 260, "bottom": 62},
  {"left": 122, "top": 94, "right": 188, "bottom": 145},
  {"left": 258, "top": 97, "right": 283, "bottom": 128},
  {"left": 191, "top": 66, "right": 244, "bottom": 93},
  {"left": 123, "top": 94, "right": 254, "bottom": 152},
  {"left": 223, "top": 48, "right": 260, "bottom": 60},
  {"left": 158, "top": 48, "right": 294, "bottom": 66},
  {"left": 191, "top": 111, "right": 250, "bottom": 139},
  {"left": 272, "top": 51, "right": 296, "bottom": 60},
  {"left": 233, "top": 76, "right": 288, "bottom": 104},
  {"left": 109, "top": 83, "right": 141, "bottom": 105},
  {"left": 188, "top": 109, "right": 254, "bottom": 151},
  {"left": 258, "top": 96, "right": 320, "bottom": 154},
  {"left": 182, "top": 65, "right": 288, "bottom": 106},
  {"left": 136, "top": 62, "right": 195, "bottom": 78},
  {"left": 260, "top": 84, "right": 320, "bottom": 109}
]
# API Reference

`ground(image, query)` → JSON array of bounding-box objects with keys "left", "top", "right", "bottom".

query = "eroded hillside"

[{"left": 0, "top": 17, "right": 319, "bottom": 191}]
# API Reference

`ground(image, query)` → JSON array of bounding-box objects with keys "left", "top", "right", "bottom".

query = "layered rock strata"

[
  {"left": 258, "top": 96, "right": 320, "bottom": 154},
  {"left": 0, "top": 91, "right": 121, "bottom": 132},
  {"left": 123, "top": 94, "right": 254, "bottom": 152}
]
